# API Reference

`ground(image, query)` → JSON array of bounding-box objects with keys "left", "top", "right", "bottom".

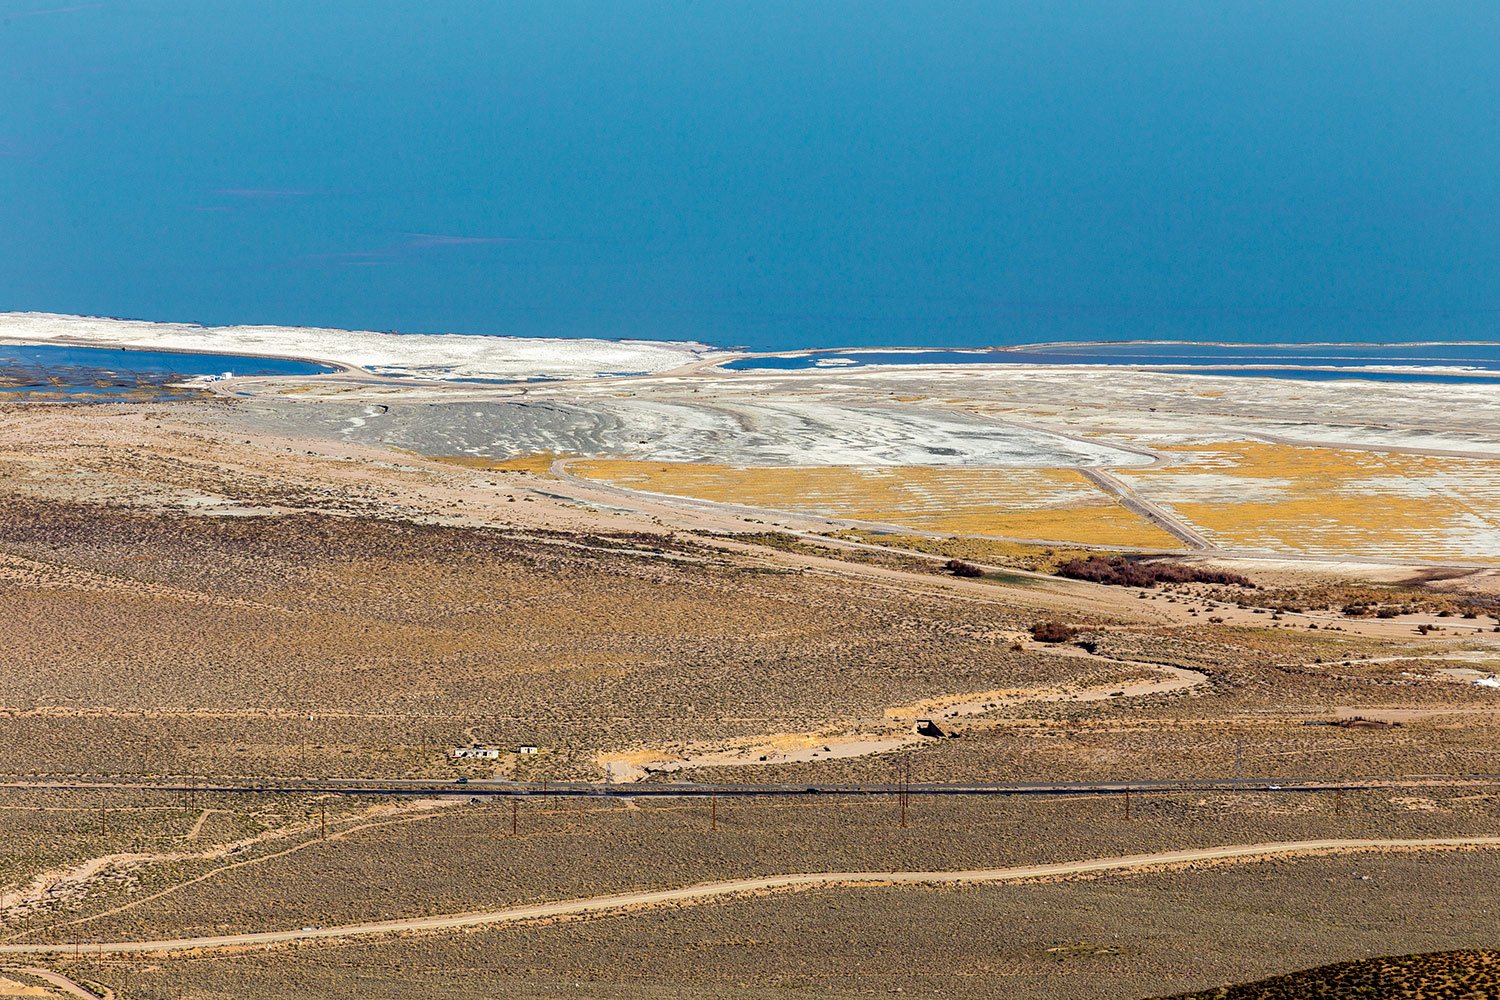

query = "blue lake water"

[
  {"left": 1162, "top": 367, "right": 1500, "bottom": 385},
  {"left": 0, "top": 344, "right": 333, "bottom": 398},
  {"left": 4, "top": 3, "right": 1498, "bottom": 351},
  {"left": 725, "top": 343, "right": 1500, "bottom": 384}
]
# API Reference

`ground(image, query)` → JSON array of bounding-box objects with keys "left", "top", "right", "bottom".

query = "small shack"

[
  {"left": 1334, "top": 716, "right": 1403, "bottom": 730},
  {"left": 914, "top": 718, "right": 947, "bottom": 738},
  {"left": 452, "top": 746, "right": 502, "bottom": 760}
]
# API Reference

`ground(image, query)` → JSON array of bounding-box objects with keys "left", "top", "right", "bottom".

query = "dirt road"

[
  {"left": 0, "top": 967, "right": 114, "bottom": 999},
  {"left": 0, "top": 801, "right": 454, "bottom": 928},
  {"left": 1076, "top": 466, "right": 1215, "bottom": 551},
  {"left": 3, "top": 837, "right": 1495, "bottom": 956},
  {"left": 600, "top": 652, "right": 1207, "bottom": 781}
]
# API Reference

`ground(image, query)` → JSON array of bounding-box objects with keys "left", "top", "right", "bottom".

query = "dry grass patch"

[
  {"left": 833, "top": 532, "right": 1129, "bottom": 572},
  {"left": 427, "top": 451, "right": 567, "bottom": 476},
  {"left": 1119, "top": 441, "right": 1500, "bottom": 561},
  {"left": 576, "top": 461, "right": 1180, "bottom": 548}
]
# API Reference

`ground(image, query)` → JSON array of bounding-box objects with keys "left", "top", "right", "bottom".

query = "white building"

[{"left": 452, "top": 746, "right": 501, "bottom": 760}]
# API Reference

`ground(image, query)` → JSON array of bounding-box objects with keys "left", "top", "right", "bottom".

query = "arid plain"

[{"left": 3, "top": 319, "right": 1500, "bottom": 998}]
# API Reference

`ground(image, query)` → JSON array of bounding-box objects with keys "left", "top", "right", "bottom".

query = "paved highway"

[{"left": 5, "top": 774, "right": 1499, "bottom": 799}]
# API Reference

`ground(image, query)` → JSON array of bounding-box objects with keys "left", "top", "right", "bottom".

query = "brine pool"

[{"left": 0, "top": 344, "right": 334, "bottom": 399}]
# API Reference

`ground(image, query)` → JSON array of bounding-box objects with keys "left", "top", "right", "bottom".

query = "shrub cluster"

[
  {"left": 944, "top": 559, "right": 985, "bottom": 578},
  {"left": 1030, "top": 621, "right": 1078, "bottom": 643},
  {"left": 1055, "top": 555, "right": 1253, "bottom": 589}
]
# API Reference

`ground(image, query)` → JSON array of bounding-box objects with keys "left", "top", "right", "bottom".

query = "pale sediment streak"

[
  {"left": 237, "top": 396, "right": 1152, "bottom": 469},
  {"left": 0, "top": 313, "right": 720, "bottom": 381}
]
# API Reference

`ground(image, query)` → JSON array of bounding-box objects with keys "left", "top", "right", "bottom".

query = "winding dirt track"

[
  {"left": 600, "top": 653, "right": 1207, "bottom": 781},
  {"left": 3, "top": 838, "right": 1496, "bottom": 956},
  {"left": 1, "top": 967, "right": 114, "bottom": 999}
]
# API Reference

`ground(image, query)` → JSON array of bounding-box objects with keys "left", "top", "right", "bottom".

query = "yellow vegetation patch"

[
  {"left": 573, "top": 461, "right": 1182, "bottom": 548},
  {"left": 1118, "top": 440, "right": 1500, "bottom": 560},
  {"left": 429, "top": 452, "right": 567, "bottom": 476},
  {"left": 834, "top": 532, "right": 1124, "bottom": 571}
]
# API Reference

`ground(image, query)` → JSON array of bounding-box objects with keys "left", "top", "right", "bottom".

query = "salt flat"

[
  {"left": 229, "top": 395, "right": 1146, "bottom": 469},
  {"left": 0, "top": 313, "right": 719, "bottom": 381}
]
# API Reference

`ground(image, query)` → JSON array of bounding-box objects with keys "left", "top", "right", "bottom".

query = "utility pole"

[
  {"left": 99, "top": 789, "right": 107, "bottom": 836},
  {"left": 899, "top": 754, "right": 911, "bottom": 829},
  {"left": 1335, "top": 788, "right": 1345, "bottom": 817},
  {"left": 1124, "top": 788, "right": 1132, "bottom": 820},
  {"left": 319, "top": 803, "right": 326, "bottom": 840},
  {"left": 710, "top": 793, "right": 718, "bottom": 832},
  {"left": 1234, "top": 740, "right": 1244, "bottom": 781},
  {"left": 511, "top": 799, "right": 519, "bottom": 836}
]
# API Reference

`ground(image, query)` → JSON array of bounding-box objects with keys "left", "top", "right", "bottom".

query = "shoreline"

[
  {"left": 5, "top": 312, "right": 1500, "bottom": 366},
  {"left": 723, "top": 361, "right": 1500, "bottom": 382},
  {"left": 10, "top": 336, "right": 1500, "bottom": 390},
  {"left": 0, "top": 336, "right": 358, "bottom": 376},
  {"left": 6, "top": 313, "right": 1500, "bottom": 393},
  {"left": 0, "top": 313, "right": 723, "bottom": 383}
]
